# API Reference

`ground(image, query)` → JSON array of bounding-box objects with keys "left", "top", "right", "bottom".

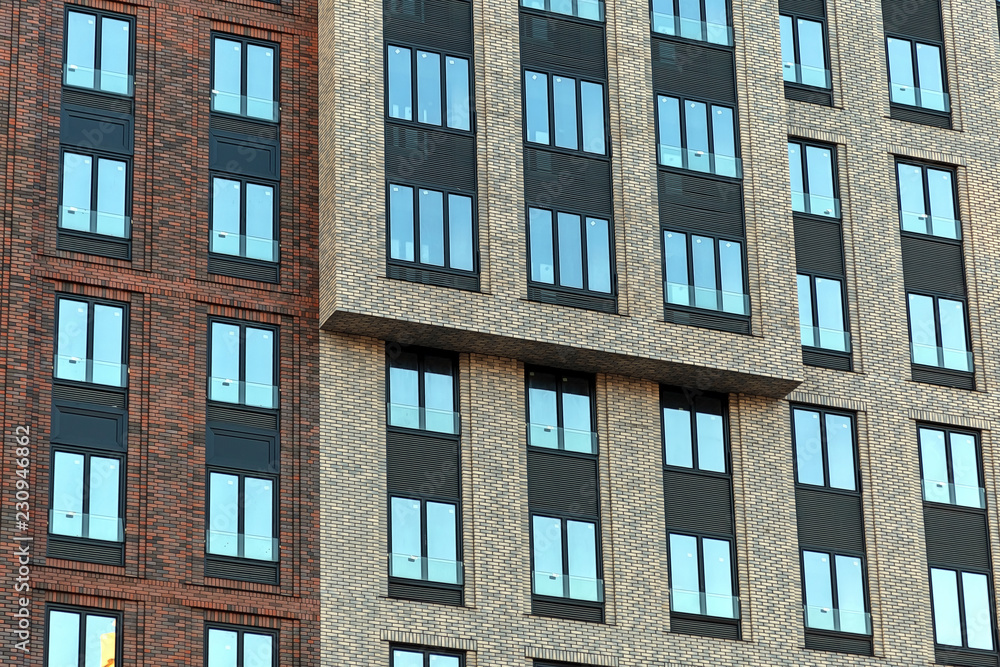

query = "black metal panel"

[
  {"left": 524, "top": 148, "right": 612, "bottom": 217},
  {"left": 47, "top": 538, "right": 124, "bottom": 566},
  {"left": 527, "top": 450, "right": 599, "bottom": 516},
  {"left": 804, "top": 631, "right": 874, "bottom": 655},
  {"left": 890, "top": 104, "right": 951, "bottom": 129},
  {"left": 785, "top": 85, "right": 834, "bottom": 106},
  {"left": 519, "top": 13, "right": 607, "bottom": 80},
  {"left": 61, "top": 105, "right": 133, "bottom": 155},
  {"left": 209, "top": 114, "right": 279, "bottom": 140},
  {"left": 935, "top": 648, "right": 1000, "bottom": 667},
  {"left": 209, "top": 129, "right": 280, "bottom": 181},
  {"left": 208, "top": 255, "right": 280, "bottom": 284},
  {"left": 384, "top": 0, "right": 474, "bottom": 54},
  {"left": 795, "top": 488, "right": 864, "bottom": 552},
  {"left": 206, "top": 404, "right": 279, "bottom": 431},
  {"left": 663, "top": 470, "right": 733, "bottom": 535},
  {"left": 387, "top": 263, "right": 480, "bottom": 292},
  {"left": 911, "top": 366, "right": 975, "bottom": 390},
  {"left": 388, "top": 580, "right": 464, "bottom": 606},
  {"left": 531, "top": 598, "right": 604, "bottom": 623},
  {"left": 53, "top": 384, "right": 126, "bottom": 408},
  {"left": 901, "top": 235, "right": 965, "bottom": 297},
  {"left": 779, "top": 0, "right": 826, "bottom": 18},
  {"left": 658, "top": 170, "right": 744, "bottom": 237},
  {"left": 527, "top": 286, "right": 616, "bottom": 314},
  {"left": 651, "top": 38, "right": 736, "bottom": 104},
  {"left": 385, "top": 124, "right": 477, "bottom": 193},
  {"left": 206, "top": 423, "right": 279, "bottom": 473},
  {"left": 205, "top": 557, "right": 279, "bottom": 584},
  {"left": 57, "top": 231, "right": 131, "bottom": 260},
  {"left": 663, "top": 308, "right": 751, "bottom": 335},
  {"left": 51, "top": 401, "right": 127, "bottom": 451},
  {"left": 670, "top": 615, "right": 740, "bottom": 640},
  {"left": 924, "top": 506, "right": 991, "bottom": 570},
  {"left": 794, "top": 217, "right": 844, "bottom": 275},
  {"left": 802, "top": 349, "right": 853, "bottom": 371},
  {"left": 61, "top": 88, "right": 133, "bottom": 115},
  {"left": 387, "top": 431, "right": 460, "bottom": 497},
  {"left": 882, "top": 0, "right": 943, "bottom": 41}
]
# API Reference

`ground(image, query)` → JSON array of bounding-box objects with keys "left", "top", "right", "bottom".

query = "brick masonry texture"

[
  {"left": 1, "top": 0, "right": 319, "bottom": 663},
  {"left": 318, "top": 0, "right": 1000, "bottom": 666}
]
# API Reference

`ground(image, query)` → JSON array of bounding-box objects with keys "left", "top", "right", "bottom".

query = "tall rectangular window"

[
  {"left": 780, "top": 15, "right": 830, "bottom": 89},
  {"left": 656, "top": 95, "right": 739, "bottom": 178},
  {"left": 663, "top": 230, "right": 746, "bottom": 315},
  {"left": 391, "top": 647, "right": 462, "bottom": 667},
  {"left": 531, "top": 515, "right": 602, "bottom": 602},
  {"left": 55, "top": 297, "right": 127, "bottom": 387},
  {"left": 59, "top": 151, "right": 130, "bottom": 239},
  {"left": 907, "top": 294, "right": 970, "bottom": 372},
  {"left": 528, "top": 207, "right": 613, "bottom": 296},
  {"left": 386, "top": 45, "right": 471, "bottom": 131},
  {"left": 527, "top": 370, "right": 596, "bottom": 453},
  {"left": 207, "top": 471, "right": 276, "bottom": 562},
  {"left": 50, "top": 450, "right": 123, "bottom": 542},
  {"left": 930, "top": 568, "right": 996, "bottom": 652},
  {"left": 46, "top": 607, "right": 119, "bottom": 667},
  {"left": 522, "top": 0, "right": 605, "bottom": 21},
  {"left": 64, "top": 9, "right": 133, "bottom": 95},
  {"left": 212, "top": 36, "right": 278, "bottom": 121},
  {"left": 524, "top": 71, "right": 607, "bottom": 155},
  {"left": 797, "top": 275, "right": 848, "bottom": 352},
  {"left": 389, "top": 184, "right": 476, "bottom": 273},
  {"left": 897, "top": 162, "right": 959, "bottom": 239},
  {"left": 389, "top": 496, "right": 462, "bottom": 584},
  {"left": 886, "top": 37, "right": 948, "bottom": 112},
  {"left": 791, "top": 407, "right": 857, "bottom": 491},
  {"left": 387, "top": 349, "right": 458, "bottom": 434},
  {"left": 210, "top": 176, "right": 278, "bottom": 263},
  {"left": 919, "top": 427, "right": 985, "bottom": 508},
  {"left": 207, "top": 626, "right": 276, "bottom": 667},
  {"left": 661, "top": 391, "right": 726, "bottom": 473},
  {"left": 651, "top": 0, "right": 732, "bottom": 45},
  {"left": 787, "top": 141, "right": 839, "bottom": 218},
  {"left": 668, "top": 533, "right": 738, "bottom": 618},
  {"left": 802, "top": 550, "right": 871, "bottom": 634},
  {"left": 209, "top": 321, "right": 277, "bottom": 409}
]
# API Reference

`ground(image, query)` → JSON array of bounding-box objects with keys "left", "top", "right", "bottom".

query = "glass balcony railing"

[
  {"left": 388, "top": 403, "right": 460, "bottom": 435},
  {"left": 671, "top": 589, "right": 741, "bottom": 619},
  {"left": 782, "top": 62, "right": 832, "bottom": 89},
  {"left": 527, "top": 423, "right": 597, "bottom": 454},
  {"left": 665, "top": 282, "right": 749, "bottom": 316},
  {"left": 922, "top": 480, "right": 986, "bottom": 509},
  {"left": 659, "top": 145, "right": 742, "bottom": 178},
  {"left": 520, "top": 0, "right": 604, "bottom": 21},
  {"left": 900, "top": 210, "right": 961, "bottom": 240},
  {"left": 651, "top": 14, "right": 733, "bottom": 46},
  {"left": 210, "top": 231, "right": 279, "bottom": 263},
  {"left": 54, "top": 356, "right": 128, "bottom": 388},
  {"left": 206, "top": 531, "right": 278, "bottom": 562},
  {"left": 63, "top": 63, "right": 133, "bottom": 96},
  {"left": 49, "top": 510, "right": 123, "bottom": 542},
  {"left": 910, "top": 344, "right": 972, "bottom": 372},
  {"left": 209, "top": 378, "right": 278, "bottom": 409},
  {"left": 211, "top": 91, "right": 279, "bottom": 122},
  {"left": 890, "top": 83, "right": 949, "bottom": 112},
  {"left": 532, "top": 571, "right": 604, "bottom": 602},
  {"left": 791, "top": 192, "right": 840, "bottom": 219},
  {"left": 389, "top": 554, "right": 464, "bottom": 585},
  {"left": 804, "top": 605, "right": 872, "bottom": 635},
  {"left": 800, "top": 325, "right": 851, "bottom": 353},
  {"left": 59, "top": 205, "right": 131, "bottom": 239}
]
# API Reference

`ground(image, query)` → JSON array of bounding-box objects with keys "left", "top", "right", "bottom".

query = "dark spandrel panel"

[
  {"left": 387, "top": 430, "right": 461, "bottom": 497},
  {"left": 900, "top": 235, "right": 965, "bottom": 297},
  {"left": 890, "top": 104, "right": 951, "bottom": 128},
  {"left": 57, "top": 232, "right": 131, "bottom": 260},
  {"left": 524, "top": 148, "right": 612, "bottom": 216},
  {"left": 663, "top": 308, "right": 750, "bottom": 335},
  {"left": 795, "top": 487, "right": 864, "bottom": 552},
  {"left": 651, "top": 38, "right": 736, "bottom": 104},
  {"left": 663, "top": 470, "right": 733, "bottom": 535},
  {"left": 519, "top": 12, "right": 607, "bottom": 79},
  {"left": 61, "top": 88, "right": 133, "bottom": 115},
  {"left": 527, "top": 286, "right": 616, "bottom": 314},
  {"left": 209, "top": 129, "right": 280, "bottom": 181},
  {"left": 61, "top": 105, "right": 133, "bottom": 155},
  {"left": 531, "top": 597, "right": 604, "bottom": 623},
  {"left": 207, "top": 424, "right": 279, "bottom": 473},
  {"left": 47, "top": 538, "right": 124, "bottom": 566},
  {"left": 658, "top": 171, "right": 744, "bottom": 237},
  {"left": 924, "top": 505, "right": 991, "bottom": 570},
  {"left": 387, "top": 263, "right": 480, "bottom": 292},
  {"left": 794, "top": 216, "right": 844, "bottom": 275},
  {"left": 205, "top": 557, "right": 279, "bottom": 584},
  {"left": 209, "top": 256, "right": 280, "bottom": 284},
  {"left": 51, "top": 402, "right": 127, "bottom": 451},
  {"left": 935, "top": 648, "right": 1000, "bottom": 667},
  {"left": 804, "top": 631, "right": 874, "bottom": 655},
  {"left": 882, "top": 0, "right": 943, "bottom": 41},
  {"left": 388, "top": 580, "right": 464, "bottom": 606},
  {"left": 207, "top": 404, "right": 279, "bottom": 431},
  {"left": 785, "top": 84, "right": 833, "bottom": 106},
  {"left": 912, "top": 365, "right": 975, "bottom": 390},
  {"left": 385, "top": 124, "right": 477, "bottom": 193},
  {"left": 779, "top": 0, "right": 826, "bottom": 18},
  {"left": 384, "top": 0, "right": 473, "bottom": 54},
  {"left": 670, "top": 614, "right": 740, "bottom": 640},
  {"left": 802, "top": 349, "right": 852, "bottom": 371},
  {"left": 527, "top": 449, "right": 599, "bottom": 516}
]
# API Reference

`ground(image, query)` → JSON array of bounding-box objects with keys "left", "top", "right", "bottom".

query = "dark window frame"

[
  {"left": 385, "top": 345, "right": 460, "bottom": 435},
  {"left": 205, "top": 467, "right": 279, "bottom": 563},
  {"left": 385, "top": 182, "right": 480, "bottom": 276},
  {"left": 57, "top": 147, "right": 133, "bottom": 239},
  {"left": 210, "top": 33, "right": 280, "bottom": 122},
  {"left": 654, "top": 92, "right": 741, "bottom": 180},
  {"left": 884, "top": 34, "right": 950, "bottom": 114},
  {"left": 660, "top": 228, "right": 748, "bottom": 317},
  {"left": 780, "top": 13, "right": 832, "bottom": 91},
  {"left": 928, "top": 565, "right": 999, "bottom": 655},
  {"left": 917, "top": 424, "right": 985, "bottom": 509},
  {"left": 204, "top": 623, "right": 278, "bottom": 667},
  {"left": 525, "top": 204, "right": 617, "bottom": 298},
  {"left": 44, "top": 604, "right": 123, "bottom": 667},
  {"left": 62, "top": 5, "right": 136, "bottom": 97},
  {"left": 387, "top": 493, "right": 464, "bottom": 589},
  {"left": 796, "top": 272, "right": 850, "bottom": 355},
  {"left": 659, "top": 387, "right": 732, "bottom": 476},
  {"left": 666, "top": 530, "right": 740, "bottom": 621},
  {"left": 53, "top": 294, "right": 129, "bottom": 387},
  {"left": 790, "top": 405, "right": 861, "bottom": 495},
  {"left": 383, "top": 41, "right": 476, "bottom": 135},
  {"left": 788, "top": 139, "right": 841, "bottom": 219},
  {"left": 207, "top": 319, "right": 279, "bottom": 410},
  {"left": 208, "top": 173, "right": 280, "bottom": 265},
  {"left": 798, "top": 548, "right": 873, "bottom": 637},
  {"left": 48, "top": 446, "right": 125, "bottom": 543},
  {"left": 905, "top": 290, "right": 971, "bottom": 372},
  {"left": 649, "top": 0, "right": 734, "bottom": 46},
  {"left": 389, "top": 645, "right": 465, "bottom": 667},
  {"left": 521, "top": 66, "right": 611, "bottom": 159},
  {"left": 524, "top": 367, "right": 599, "bottom": 451},
  {"left": 529, "top": 511, "right": 604, "bottom": 604},
  {"left": 894, "top": 159, "right": 961, "bottom": 239}
]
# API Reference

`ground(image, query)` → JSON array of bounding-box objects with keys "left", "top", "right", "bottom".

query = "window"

[
  {"left": 907, "top": 294, "right": 970, "bottom": 371},
  {"left": 919, "top": 427, "right": 985, "bottom": 508},
  {"left": 896, "top": 162, "right": 959, "bottom": 239},
  {"left": 212, "top": 36, "right": 278, "bottom": 121},
  {"left": 59, "top": 150, "right": 130, "bottom": 239},
  {"left": 668, "top": 533, "right": 738, "bottom": 618},
  {"left": 210, "top": 176, "right": 278, "bottom": 263},
  {"left": 522, "top": 0, "right": 605, "bottom": 21},
  {"left": 527, "top": 369, "right": 596, "bottom": 453},
  {"left": 886, "top": 37, "right": 948, "bottom": 112},
  {"left": 387, "top": 45, "right": 471, "bottom": 131},
  {"left": 791, "top": 407, "right": 857, "bottom": 491},
  {"left": 209, "top": 321, "right": 277, "bottom": 409},
  {"left": 801, "top": 550, "right": 871, "bottom": 634},
  {"left": 55, "top": 297, "right": 127, "bottom": 387},
  {"left": 930, "top": 567, "right": 996, "bottom": 651},
  {"left": 64, "top": 9, "right": 133, "bottom": 95},
  {"left": 531, "top": 515, "right": 602, "bottom": 601},
  {"left": 387, "top": 349, "right": 458, "bottom": 434},
  {"left": 389, "top": 184, "right": 476, "bottom": 273},
  {"left": 797, "top": 275, "right": 848, "bottom": 352},
  {"left": 663, "top": 230, "right": 747, "bottom": 315},
  {"left": 524, "top": 71, "right": 607, "bottom": 155},
  {"left": 651, "top": 0, "right": 732, "bottom": 45},
  {"left": 389, "top": 497, "right": 462, "bottom": 584},
  {"left": 50, "top": 450, "right": 122, "bottom": 542},
  {"left": 207, "top": 471, "right": 276, "bottom": 562},
  {"left": 662, "top": 392, "right": 726, "bottom": 473},
  {"left": 46, "top": 607, "right": 119, "bottom": 667},
  {"left": 391, "top": 647, "right": 462, "bottom": 667},
  {"left": 780, "top": 16, "right": 830, "bottom": 89},
  {"left": 657, "top": 96, "right": 739, "bottom": 178},
  {"left": 207, "top": 626, "right": 275, "bottom": 667},
  {"left": 787, "top": 141, "right": 839, "bottom": 218},
  {"left": 528, "top": 207, "right": 613, "bottom": 295}
]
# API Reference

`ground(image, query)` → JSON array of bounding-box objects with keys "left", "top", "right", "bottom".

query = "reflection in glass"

[
  {"left": 567, "top": 520, "right": 599, "bottom": 600},
  {"left": 962, "top": 572, "right": 994, "bottom": 650},
  {"left": 419, "top": 189, "right": 445, "bottom": 267},
  {"left": 887, "top": 37, "right": 916, "bottom": 106},
  {"left": 389, "top": 184, "right": 415, "bottom": 262},
  {"left": 552, "top": 75, "right": 578, "bottom": 150},
  {"left": 793, "top": 409, "right": 823, "bottom": 486},
  {"left": 908, "top": 293, "right": 938, "bottom": 367},
  {"left": 557, "top": 212, "right": 583, "bottom": 289},
  {"left": 52, "top": 451, "right": 85, "bottom": 537},
  {"left": 703, "top": 537, "right": 733, "bottom": 617},
  {"left": 393, "top": 650, "right": 424, "bottom": 667},
  {"left": 529, "top": 208, "right": 554, "bottom": 284},
  {"left": 446, "top": 57, "right": 470, "bottom": 130},
  {"left": 427, "top": 501, "right": 459, "bottom": 583},
  {"left": 525, "top": 72, "right": 550, "bottom": 144},
  {"left": 244, "top": 476, "right": 274, "bottom": 560},
  {"left": 213, "top": 39, "right": 243, "bottom": 115},
  {"left": 586, "top": 218, "right": 611, "bottom": 293},
  {"left": 580, "top": 82, "right": 605, "bottom": 154},
  {"left": 663, "top": 406, "right": 693, "bottom": 468},
  {"left": 57, "top": 299, "right": 89, "bottom": 382},
  {"left": 532, "top": 515, "right": 563, "bottom": 597},
  {"left": 669, "top": 534, "right": 700, "bottom": 614},
  {"left": 797, "top": 19, "right": 828, "bottom": 88},
  {"left": 390, "top": 497, "right": 421, "bottom": 579},
  {"left": 388, "top": 46, "right": 413, "bottom": 121},
  {"left": 245, "top": 183, "right": 276, "bottom": 261},
  {"left": 84, "top": 614, "right": 117, "bottom": 667},
  {"left": 246, "top": 44, "right": 275, "bottom": 120},
  {"left": 448, "top": 194, "right": 474, "bottom": 271},
  {"left": 89, "top": 456, "right": 120, "bottom": 541},
  {"left": 835, "top": 555, "right": 868, "bottom": 634},
  {"left": 209, "top": 472, "right": 239, "bottom": 557},
  {"left": 243, "top": 632, "right": 274, "bottom": 667},
  {"left": 245, "top": 327, "right": 274, "bottom": 408},
  {"left": 388, "top": 352, "right": 419, "bottom": 429},
  {"left": 825, "top": 413, "right": 855, "bottom": 491},
  {"left": 931, "top": 568, "right": 962, "bottom": 646},
  {"left": 208, "top": 628, "right": 239, "bottom": 667},
  {"left": 66, "top": 12, "right": 97, "bottom": 89},
  {"left": 416, "top": 50, "right": 442, "bottom": 126}
]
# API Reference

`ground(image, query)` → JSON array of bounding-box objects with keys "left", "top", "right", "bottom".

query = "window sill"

[
  {"left": 531, "top": 596, "right": 604, "bottom": 623},
  {"left": 784, "top": 83, "right": 833, "bottom": 107},
  {"left": 388, "top": 578, "right": 464, "bottom": 606},
  {"left": 205, "top": 555, "right": 279, "bottom": 584},
  {"left": 57, "top": 229, "right": 131, "bottom": 260},
  {"left": 528, "top": 284, "right": 617, "bottom": 314},
  {"left": 663, "top": 305, "right": 750, "bottom": 335},
  {"left": 387, "top": 263, "right": 480, "bottom": 292},
  {"left": 911, "top": 364, "right": 974, "bottom": 390},
  {"left": 802, "top": 347, "right": 852, "bottom": 371},
  {"left": 889, "top": 104, "right": 952, "bottom": 129},
  {"left": 208, "top": 254, "right": 279, "bottom": 283},
  {"left": 804, "top": 629, "right": 874, "bottom": 656},
  {"left": 669, "top": 612, "right": 740, "bottom": 640}
]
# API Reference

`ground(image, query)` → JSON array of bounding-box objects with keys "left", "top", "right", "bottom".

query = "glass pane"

[
  {"left": 213, "top": 38, "right": 243, "bottom": 115},
  {"left": 552, "top": 0, "right": 574, "bottom": 15},
  {"left": 100, "top": 17, "right": 131, "bottom": 94},
  {"left": 705, "top": 0, "right": 729, "bottom": 44},
  {"left": 580, "top": 81, "right": 605, "bottom": 154},
  {"left": 930, "top": 568, "right": 962, "bottom": 646},
  {"left": 88, "top": 456, "right": 120, "bottom": 541},
  {"left": 793, "top": 409, "right": 824, "bottom": 486},
  {"left": 657, "top": 96, "right": 682, "bottom": 168},
  {"left": 57, "top": 299, "right": 89, "bottom": 382},
  {"left": 62, "top": 152, "right": 93, "bottom": 232},
  {"left": 244, "top": 477, "right": 274, "bottom": 560},
  {"left": 908, "top": 294, "right": 937, "bottom": 367},
  {"left": 652, "top": 0, "right": 676, "bottom": 36},
  {"left": 533, "top": 516, "right": 564, "bottom": 597},
  {"left": 208, "top": 473, "right": 239, "bottom": 556},
  {"left": 390, "top": 497, "right": 422, "bottom": 579},
  {"left": 208, "top": 628, "right": 239, "bottom": 667},
  {"left": 787, "top": 143, "right": 804, "bottom": 209},
  {"left": 938, "top": 298, "right": 969, "bottom": 371},
  {"left": 803, "top": 551, "right": 835, "bottom": 630},
  {"left": 418, "top": 188, "right": 445, "bottom": 266},
  {"left": 718, "top": 239, "right": 744, "bottom": 314},
  {"left": 825, "top": 414, "right": 856, "bottom": 491},
  {"left": 552, "top": 75, "right": 578, "bottom": 150},
  {"left": 898, "top": 164, "right": 927, "bottom": 234},
  {"left": 887, "top": 38, "right": 916, "bottom": 106},
  {"left": 663, "top": 231, "right": 690, "bottom": 306},
  {"left": 663, "top": 406, "right": 693, "bottom": 468},
  {"left": 920, "top": 428, "right": 951, "bottom": 504},
  {"left": 429, "top": 656, "right": 460, "bottom": 667},
  {"left": 805, "top": 145, "right": 835, "bottom": 204},
  {"left": 525, "top": 71, "right": 550, "bottom": 144},
  {"left": 835, "top": 555, "right": 868, "bottom": 634},
  {"left": 48, "top": 610, "right": 81, "bottom": 667},
  {"left": 243, "top": 633, "right": 274, "bottom": 667},
  {"left": 51, "top": 451, "right": 85, "bottom": 537},
  {"left": 387, "top": 46, "right": 412, "bottom": 121},
  {"left": 388, "top": 352, "right": 419, "bottom": 428},
  {"left": 427, "top": 502, "right": 459, "bottom": 583},
  {"left": 445, "top": 56, "right": 470, "bottom": 130},
  {"left": 916, "top": 43, "right": 946, "bottom": 110},
  {"left": 245, "top": 328, "right": 275, "bottom": 408},
  {"left": 423, "top": 355, "right": 454, "bottom": 433},
  {"left": 962, "top": 572, "right": 995, "bottom": 650},
  {"left": 927, "top": 168, "right": 957, "bottom": 238},
  {"left": 416, "top": 50, "right": 442, "bottom": 125},
  {"left": 92, "top": 304, "right": 124, "bottom": 386},
  {"left": 448, "top": 194, "right": 474, "bottom": 271},
  {"left": 780, "top": 16, "right": 795, "bottom": 83},
  {"left": 66, "top": 12, "right": 97, "bottom": 88},
  {"left": 578, "top": 0, "right": 603, "bottom": 20},
  {"left": 212, "top": 178, "right": 242, "bottom": 256},
  {"left": 711, "top": 106, "right": 737, "bottom": 177},
  {"left": 567, "top": 520, "right": 599, "bottom": 600},
  {"left": 247, "top": 44, "right": 275, "bottom": 119},
  {"left": 703, "top": 538, "right": 734, "bottom": 617},
  {"left": 246, "top": 183, "right": 276, "bottom": 261},
  {"left": 679, "top": 0, "right": 702, "bottom": 40},
  {"left": 668, "top": 534, "right": 701, "bottom": 614},
  {"left": 797, "top": 19, "right": 827, "bottom": 88},
  {"left": 95, "top": 158, "right": 127, "bottom": 237},
  {"left": 557, "top": 212, "right": 583, "bottom": 289},
  {"left": 696, "top": 407, "right": 726, "bottom": 473},
  {"left": 392, "top": 650, "right": 424, "bottom": 667},
  {"left": 691, "top": 235, "right": 717, "bottom": 310},
  {"left": 950, "top": 433, "right": 981, "bottom": 508},
  {"left": 815, "top": 278, "right": 846, "bottom": 351},
  {"left": 685, "top": 101, "right": 710, "bottom": 173},
  {"left": 529, "top": 208, "right": 554, "bottom": 284},
  {"left": 84, "top": 614, "right": 116, "bottom": 667},
  {"left": 562, "top": 376, "right": 592, "bottom": 452},
  {"left": 389, "top": 184, "right": 415, "bottom": 262},
  {"left": 797, "top": 275, "right": 815, "bottom": 347},
  {"left": 586, "top": 217, "right": 611, "bottom": 293},
  {"left": 528, "top": 372, "right": 559, "bottom": 449},
  {"left": 210, "top": 323, "right": 241, "bottom": 403}
]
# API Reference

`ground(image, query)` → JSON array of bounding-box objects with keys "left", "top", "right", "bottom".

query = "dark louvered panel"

[
  {"left": 924, "top": 506, "right": 991, "bottom": 570},
  {"left": 794, "top": 217, "right": 844, "bottom": 275},
  {"left": 804, "top": 631, "right": 873, "bottom": 655},
  {"left": 935, "top": 649, "right": 1000, "bottom": 667},
  {"left": 388, "top": 581, "right": 464, "bottom": 606},
  {"left": 670, "top": 615, "right": 740, "bottom": 640},
  {"left": 209, "top": 113, "right": 279, "bottom": 140},
  {"left": 387, "top": 263, "right": 480, "bottom": 292},
  {"left": 385, "top": 124, "right": 477, "bottom": 193},
  {"left": 795, "top": 488, "right": 864, "bottom": 552},
  {"left": 901, "top": 235, "right": 965, "bottom": 297},
  {"left": 208, "top": 256, "right": 280, "bottom": 283},
  {"left": 527, "top": 450, "right": 599, "bottom": 516},
  {"left": 531, "top": 598, "right": 604, "bottom": 623},
  {"left": 387, "top": 431, "right": 460, "bottom": 497},
  {"left": 519, "top": 13, "right": 607, "bottom": 79},
  {"left": 663, "top": 308, "right": 750, "bottom": 335},
  {"left": 61, "top": 88, "right": 133, "bottom": 114},
  {"left": 911, "top": 366, "right": 975, "bottom": 390},
  {"left": 57, "top": 232, "right": 131, "bottom": 260},
  {"left": 47, "top": 538, "right": 124, "bottom": 566},
  {"left": 658, "top": 171, "right": 743, "bottom": 237},
  {"left": 53, "top": 384, "right": 126, "bottom": 408},
  {"left": 779, "top": 0, "right": 825, "bottom": 18},
  {"left": 651, "top": 39, "right": 736, "bottom": 104},
  {"left": 882, "top": 0, "right": 943, "bottom": 41},
  {"left": 524, "top": 148, "right": 612, "bottom": 216},
  {"left": 207, "top": 405, "right": 279, "bottom": 430},
  {"left": 802, "top": 349, "right": 853, "bottom": 371},
  {"left": 205, "top": 558, "right": 279, "bottom": 584},
  {"left": 890, "top": 104, "right": 952, "bottom": 128},
  {"left": 527, "top": 286, "right": 617, "bottom": 314},
  {"left": 384, "top": 0, "right": 473, "bottom": 54},
  {"left": 663, "top": 470, "right": 733, "bottom": 535},
  {"left": 785, "top": 85, "right": 833, "bottom": 106}
]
